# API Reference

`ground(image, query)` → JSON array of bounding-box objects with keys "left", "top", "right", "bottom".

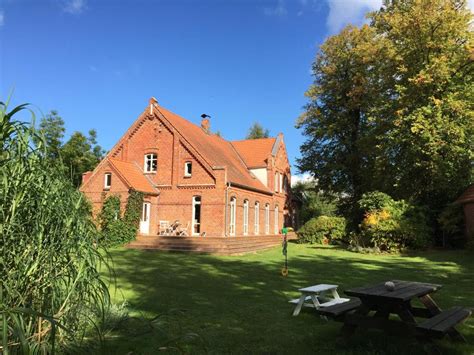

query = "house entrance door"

[{"left": 140, "top": 202, "right": 151, "bottom": 235}]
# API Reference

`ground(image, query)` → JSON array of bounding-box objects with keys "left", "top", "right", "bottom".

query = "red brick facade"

[{"left": 80, "top": 98, "right": 294, "bottom": 237}]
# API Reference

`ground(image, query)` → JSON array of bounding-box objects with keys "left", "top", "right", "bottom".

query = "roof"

[
  {"left": 154, "top": 105, "right": 272, "bottom": 194},
  {"left": 456, "top": 184, "right": 474, "bottom": 204},
  {"left": 108, "top": 158, "right": 158, "bottom": 195},
  {"left": 231, "top": 138, "right": 276, "bottom": 168}
]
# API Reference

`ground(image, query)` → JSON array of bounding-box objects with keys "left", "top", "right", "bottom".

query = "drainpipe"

[{"left": 224, "top": 182, "right": 231, "bottom": 237}]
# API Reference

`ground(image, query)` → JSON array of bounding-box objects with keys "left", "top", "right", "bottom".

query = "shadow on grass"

[{"left": 100, "top": 245, "right": 474, "bottom": 354}]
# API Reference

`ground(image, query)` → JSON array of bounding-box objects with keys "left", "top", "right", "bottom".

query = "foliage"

[
  {"left": 357, "top": 192, "right": 432, "bottom": 251},
  {"left": 36, "top": 110, "right": 65, "bottom": 159},
  {"left": 297, "top": 215, "right": 346, "bottom": 244},
  {"left": 297, "top": 0, "right": 474, "bottom": 230},
  {"left": 292, "top": 180, "right": 338, "bottom": 225},
  {"left": 296, "top": 24, "right": 394, "bottom": 223},
  {"left": 246, "top": 122, "right": 270, "bottom": 139},
  {"left": 0, "top": 99, "right": 109, "bottom": 353},
  {"left": 99, "top": 191, "right": 143, "bottom": 247},
  {"left": 438, "top": 203, "right": 466, "bottom": 247},
  {"left": 370, "top": 0, "right": 474, "bottom": 212},
  {"left": 62, "top": 130, "right": 105, "bottom": 187},
  {"left": 123, "top": 190, "right": 144, "bottom": 228}
]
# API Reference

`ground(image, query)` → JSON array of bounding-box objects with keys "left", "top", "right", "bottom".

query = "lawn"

[{"left": 100, "top": 244, "right": 474, "bottom": 354}]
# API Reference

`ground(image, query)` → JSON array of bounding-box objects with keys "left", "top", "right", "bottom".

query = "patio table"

[{"left": 337, "top": 280, "right": 466, "bottom": 341}]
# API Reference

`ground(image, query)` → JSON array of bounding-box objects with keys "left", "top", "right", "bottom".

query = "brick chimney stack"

[{"left": 201, "top": 114, "right": 211, "bottom": 134}]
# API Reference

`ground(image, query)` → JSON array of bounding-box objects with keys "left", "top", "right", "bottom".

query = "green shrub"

[
  {"left": 356, "top": 192, "right": 432, "bottom": 251},
  {"left": 297, "top": 216, "right": 347, "bottom": 244}
]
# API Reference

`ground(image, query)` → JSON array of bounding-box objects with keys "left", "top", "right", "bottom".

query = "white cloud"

[
  {"left": 63, "top": 0, "right": 87, "bottom": 14},
  {"left": 326, "top": 0, "right": 381, "bottom": 33},
  {"left": 468, "top": 0, "right": 474, "bottom": 12},
  {"left": 291, "top": 173, "right": 314, "bottom": 186},
  {"left": 0, "top": 10, "right": 4, "bottom": 27},
  {"left": 264, "top": 0, "right": 287, "bottom": 17}
]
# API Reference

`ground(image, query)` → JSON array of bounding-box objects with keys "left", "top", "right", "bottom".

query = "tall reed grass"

[{"left": 0, "top": 98, "right": 110, "bottom": 353}]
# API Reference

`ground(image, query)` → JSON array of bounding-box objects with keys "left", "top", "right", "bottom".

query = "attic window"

[
  {"left": 144, "top": 153, "right": 157, "bottom": 173},
  {"left": 104, "top": 173, "right": 112, "bottom": 189},
  {"left": 184, "top": 161, "right": 192, "bottom": 177}
]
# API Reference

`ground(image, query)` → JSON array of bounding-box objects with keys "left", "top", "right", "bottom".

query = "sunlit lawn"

[{"left": 100, "top": 244, "right": 474, "bottom": 354}]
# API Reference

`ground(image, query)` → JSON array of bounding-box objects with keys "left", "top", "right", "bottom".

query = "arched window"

[
  {"left": 144, "top": 153, "right": 157, "bottom": 172},
  {"left": 274, "top": 205, "right": 279, "bottom": 234},
  {"left": 229, "top": 197, "right": 236, "bottom": 236},
  {"left": 254, "top": 202, "right": 260, "bottom": 235},
  {"left": 243, "top": 200, "right": 249, "bottom": 235},
  {"left": 265, "top": 204, "right": 270, "bottom": 235}
]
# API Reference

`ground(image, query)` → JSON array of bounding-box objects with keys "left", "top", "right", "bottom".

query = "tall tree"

[
  {"left": 62, "top": 130, "right": 104, "bottom": 186},
  {"left": 298, "top": 0, "right": 473, "bottom": 226},
  {"left": 36, "top": 110, "right": 65, "bottom": 159},
  {"left": 246, "top": 122, "right": 270, "bottom": 139},
  {"left": 370, "top": 0, "right": 474, "bottom": 212},
  {"left": 297, "top": 24, "right": 394, "bottom": 221}
]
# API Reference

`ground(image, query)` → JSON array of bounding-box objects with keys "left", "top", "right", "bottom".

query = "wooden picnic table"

[{"left": 316, "top": 280, "right": 471, "bottom": 343}]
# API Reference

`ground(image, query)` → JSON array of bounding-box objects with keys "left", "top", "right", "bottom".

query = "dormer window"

[
  {"left": 144, "top": 153, "right": 157, "bottom": 173},
  {"left": 184, "top": 161, "right": 192, "bottom": 177},
  {"left": 104, "top": 173, "right": 112, "bottom": 189}
]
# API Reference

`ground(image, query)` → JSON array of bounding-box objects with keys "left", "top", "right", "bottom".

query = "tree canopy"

[
  {"left": 297, "top": 0, "right": 473, "bottom": 225},
  {"left": 36, "top": 111, "right": 104, "bottom": 186},
  {"left": 246, "top": 122, "right": 270, "bottom": 139}
]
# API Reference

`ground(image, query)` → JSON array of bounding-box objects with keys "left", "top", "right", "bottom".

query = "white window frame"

[
  {"left": 254, "top": 202, "right": 259, "bottom": 235},
  {"left": 144, "top": 153, "right": 158, "bottom": 173},
  {"left": 274, "top": 172, "right": 279, "bottom": 192},
  {"left": 104, "top": 173, "right": 112, "bottom": 189},
  {"left": 184, "top": 161, "right": 192, "bottom": 177},
  {"left": 279, "top": 173, "right": 283, "bottom": 192},
  {"left": 192, "top": 196, "right": 201, "bottom": 236},
  {"left": 243, "top": 200, "right": 249, "bottom": 236},
  {"left": 229, "top": 197, "right": 236, "bottom": 236},
  {"left": 265, "top": 204, "right": 270, "bottom": 235},
  {"left": 274, "top": 205, "right": 279, "bottom": 234}
]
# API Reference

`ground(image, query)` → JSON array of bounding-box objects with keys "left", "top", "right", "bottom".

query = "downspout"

[{"left": 224, "top": 182, "right": 231, "bottom": 237}]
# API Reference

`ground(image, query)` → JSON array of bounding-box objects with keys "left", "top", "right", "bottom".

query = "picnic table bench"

[
  {"left": 314, "top": 280, "right": 471, "bottom": 343},
  {"left": 289, "top": 284, "right": 350, "bottom": 316}
]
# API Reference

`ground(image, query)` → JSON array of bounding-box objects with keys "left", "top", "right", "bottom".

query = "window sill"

[
  {"left": 144, "top": 172, "right": 157, "bottom": 175},
  {"left": 103, "top": 187, "right": 111, "bottom": 191},
  {"left": 184, "top": 175, "right": 192, "bottom": 178}
]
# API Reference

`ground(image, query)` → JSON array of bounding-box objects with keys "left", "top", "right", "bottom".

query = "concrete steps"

[{"left": 126, "top": 232, "right": 297, "bottom": 255}]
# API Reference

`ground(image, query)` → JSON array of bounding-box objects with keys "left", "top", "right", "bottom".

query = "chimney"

[
  {"left": 149, "top": 97, "right": 158, "bottom": 114},
  {"left": 201, "top": 114, "right": 211, "bottom": 134},
  {"left": 82, "top": 171, "right": 93, "bottom": 185}
]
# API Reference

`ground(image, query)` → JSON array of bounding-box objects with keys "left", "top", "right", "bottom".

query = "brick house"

[{"left": 80, "top": 98, "right": 294, "bottom": 238}]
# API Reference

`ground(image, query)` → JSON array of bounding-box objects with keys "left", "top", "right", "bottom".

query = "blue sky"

[{"left": 1, "top": 0, "right": 400, "bottom": 180}]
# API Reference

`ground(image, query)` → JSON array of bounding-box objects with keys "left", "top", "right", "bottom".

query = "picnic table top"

[
  {"left": 345, "top": 280, "right": 442, "bottom": 302},
  {"left": 298, "top": 284, "right": 338, "bottom": 293}
]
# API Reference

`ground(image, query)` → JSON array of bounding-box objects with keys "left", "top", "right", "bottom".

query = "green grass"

[{"left": 101, "top": 244, "right": 474, "bottom": 354}]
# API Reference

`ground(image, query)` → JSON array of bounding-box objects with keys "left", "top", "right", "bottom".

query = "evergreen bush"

[{"left": 297, "top": 216, "right": 347, "bottom": 244}]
